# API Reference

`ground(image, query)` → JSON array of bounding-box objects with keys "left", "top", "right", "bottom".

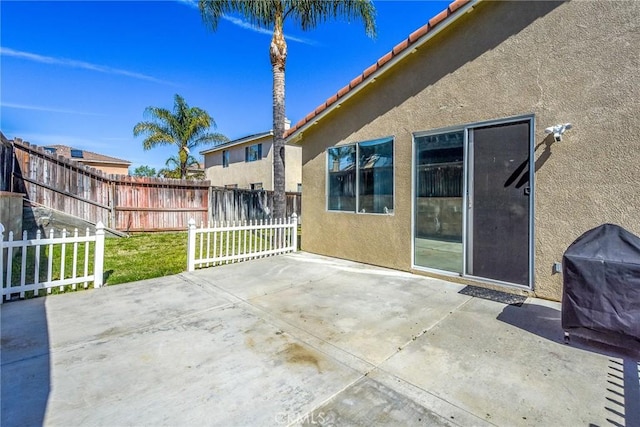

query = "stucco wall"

[
  {"left": 297, "top": 0, "right": 640, "bottom": 301},
  {"left": 205, "top": 137, "right": 274, "bottom": 189},
  {"left": 285, "top": 143, "right": 303, "bottom": 192},
  {"left": 204, "top": 138, "right": 302, "bottom": 191}
]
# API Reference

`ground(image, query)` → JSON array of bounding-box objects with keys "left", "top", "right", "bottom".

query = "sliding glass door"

[{"left": 413, "top": 117, "right": 533, "bottom": 288}]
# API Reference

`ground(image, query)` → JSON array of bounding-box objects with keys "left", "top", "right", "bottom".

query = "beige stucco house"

[
  {"left": 286, "top": 0, "right": 640, "bottom": 301},
  {"left": 202, "top": 130, "right": 302, "bottom": 192},
  {"left": 43, "top": 145, "right": 131, "bottom": 176}
]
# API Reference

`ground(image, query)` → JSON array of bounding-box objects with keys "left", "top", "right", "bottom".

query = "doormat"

[{"left": 458, "top": 285, "right": 527, "bottom": 306}]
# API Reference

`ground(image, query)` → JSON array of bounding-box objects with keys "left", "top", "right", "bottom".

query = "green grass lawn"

[
  {"left": 104, "top": 232, "right": 187, "bottom": 285},
  {"left": 5, "top": 232, "right": 188, "bottom": 298}
]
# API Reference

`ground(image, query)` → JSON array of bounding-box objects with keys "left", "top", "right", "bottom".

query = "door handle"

[{"left": 524, "top": 187, "right": 530, "bottom": 196}]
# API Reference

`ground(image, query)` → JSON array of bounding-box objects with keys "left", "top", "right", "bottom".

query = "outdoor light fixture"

[{"left": 544, "top": 123, "right": 573, "bottom": 142}]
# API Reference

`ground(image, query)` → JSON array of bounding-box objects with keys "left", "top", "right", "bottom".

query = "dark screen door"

[{"left": 468, "top": 121, "right": 530, "bottom": 286}]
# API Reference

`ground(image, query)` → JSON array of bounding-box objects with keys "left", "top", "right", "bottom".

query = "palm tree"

[
  {"left": 199, "top": 0, "right": 376, "bottom": 218},
  {"left": 133, "top": 94, "right": 228, "bottom": 179},
  {"left": 158, "top": 154, "right": 205, "bottom": 180}
]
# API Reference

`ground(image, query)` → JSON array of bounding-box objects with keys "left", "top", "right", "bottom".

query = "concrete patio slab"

[
  {"left": 2, "top": 251, "right": 639, "bottom": 427},
  {"left": 245, "top": 265, "right": 472, "bottom": 366},
  {"left": 378, "top": 296, "right": 629, "bottom": 426}
]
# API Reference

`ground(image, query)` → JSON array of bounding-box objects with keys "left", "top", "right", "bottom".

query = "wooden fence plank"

[{"left": 4, "top": 137, "right": 301, "bottom": 232}]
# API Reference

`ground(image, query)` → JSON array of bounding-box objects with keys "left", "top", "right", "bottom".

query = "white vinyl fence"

[
  {"left": 0, "top": 222, "right": 105, "bottom": 303},
  {"left": 187, "top": 214, "right": 298, "bottom": 271}
]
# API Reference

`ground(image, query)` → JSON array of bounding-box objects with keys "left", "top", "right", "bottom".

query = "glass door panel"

[{"left": 414, "top": 131, "right": 464, "bottom": 273}]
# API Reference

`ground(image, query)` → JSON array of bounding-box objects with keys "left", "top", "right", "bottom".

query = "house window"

[
  {"left": 224, "top": 184, "right": 238, "bottom": 189},
  {"left": 245, "top": 144, "right": 262, "bottom": 162},
  {"left": 327, "top": 137, "right": 394, "bottom": 214},
  {"left": 250, "top": 182, "right": 263, "bottom": 190},
  {"left": 297, "top": 183, "right": 302, "bottom": 193},
  {"left": 328, "top": 145, "right": 356, "bottom": 211},
  {"left": 70, "top": 149, "right": 84, "bottom": 158},
  {"left": 222, "top": 150, "right": 229, "bottom": 168}
]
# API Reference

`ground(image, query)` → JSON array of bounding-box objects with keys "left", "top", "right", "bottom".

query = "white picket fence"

[
  {"left": 0, "top": 222, "right": 105, "bottom": 303},
  {"left": 187, "top": 214, "right": 298, "bottom": 271}
]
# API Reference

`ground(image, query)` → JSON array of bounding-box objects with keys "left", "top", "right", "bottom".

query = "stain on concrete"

[
  {"left": 284, "top": 343, "right": 322, "bottom": 373},
  {"left": 97, "top": 327, "right": 125, "bottom": 339},
  {"left": 245, "top": 336, "right": 255, "bottom": 349}
]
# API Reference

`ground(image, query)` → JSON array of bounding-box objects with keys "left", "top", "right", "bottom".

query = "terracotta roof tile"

[
  {"left": 327, "top": 94, "right": 339, "bottom": 104},
  {"left": 377, "top": 51, "right": 394, "bottom": 67},
  {"left": 408, "top": 24, "right": 430, "bottom": 43},
  {"left": 449, "top": 0, "right": 469, "bottom": 13},
  {"left": 429, "top": 9, "right": 450, "bottom": 28},
  {"left": 349, "top": 74, "right": 364, "bottom": 88},
  {"left": 285, "top": 0, "right": 473, "bottom": 139},
  {"left": 362, "top": 63, "right": 378, "bottom": 79},
  {"left": 305, "top": 111, "right": 316, "bottom": 122},
  {"left": 291, "top": 118, "right": 306, "bottom": 130},
  {"left": 392, "top": 39, "right": 409, "bottom": 55},
  {"left": 337, "top": 85, "right": 351, "bottom": 98}
]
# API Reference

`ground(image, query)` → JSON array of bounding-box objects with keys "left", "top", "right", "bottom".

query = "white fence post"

[
  {"left": 94, "top": 222, "right": 105, "bottom": 288},
  {"left": 187, "top": 218, "right": 196, "bottom": 272},
  {"left": 0, "top": 223, "right": 4, "bottom": 304},
  {"left": 291, "top": 213, "right": 298, "bottom": 252}
]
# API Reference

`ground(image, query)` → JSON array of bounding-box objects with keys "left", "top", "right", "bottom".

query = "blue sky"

[{"left": 1, "top": 0, "right": 449, "bottom": 171}]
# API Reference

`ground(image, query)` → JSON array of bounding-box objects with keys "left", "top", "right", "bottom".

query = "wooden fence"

[
  {"left": 112, "top": 176, "right": 209, "bottom": 231},
  {"left": 2, "top": 135, "right": 301, "bottom": 232},
  {"left": 6, "top": 136, "right": 209, "bottom": 232},
  {"left": 210, "top": 187, "right": 301, "bottom": 222},
  {"left": 1, "top": 134, "right": 14, "bottom": 192}
]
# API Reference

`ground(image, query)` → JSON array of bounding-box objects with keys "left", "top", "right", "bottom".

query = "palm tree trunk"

[{"left": 271, "top": 10, "right": 287, "bottom": 220}]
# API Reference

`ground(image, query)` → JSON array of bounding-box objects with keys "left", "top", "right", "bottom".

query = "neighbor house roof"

[
  {"left": 44, "top": 145, "right": 131, "bottom": 166},
  {"left": 200, "top": 131, "right": 273, "bottom": 155},
  {"left": 285, "top": 0, "right": 479, "bottom": 141}
]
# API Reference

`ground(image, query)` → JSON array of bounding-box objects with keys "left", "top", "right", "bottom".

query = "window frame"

[
  {"left": 222, "top": 150, "right": 229, "bottom": 168},
  {"left": 326, "top": 136, "right": 395, "bottom": 215},
  {"left": 245, "top": 143, "right": 262, "bottom": 163}
]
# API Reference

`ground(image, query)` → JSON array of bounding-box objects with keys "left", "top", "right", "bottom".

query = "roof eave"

[
  {"left": 74, "top": 159, "right": 132, "bottom": 166},
  {"left": 286, "top": 0, "right": 481, "bottom": 143},
  {"left": 200, "top": 130, "right": 274, "bottom": 155}
]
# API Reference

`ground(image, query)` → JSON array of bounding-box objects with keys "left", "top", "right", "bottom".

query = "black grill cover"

[{"left": 562, "top": 223, "right": 640, "bottom": 341}]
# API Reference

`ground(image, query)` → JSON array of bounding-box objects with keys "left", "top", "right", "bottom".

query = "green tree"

[
  {"left": 199, "top": 0, "right": 376, "bottom": 218},
  {"left": 133, "top": 94, "right": 227, "bottom": 179},
  {"left": 158, "top": 155, "right": 205, "bottom": 180},
  {"left": 131, "top": 165, "right": 157, "bottom": 177}
]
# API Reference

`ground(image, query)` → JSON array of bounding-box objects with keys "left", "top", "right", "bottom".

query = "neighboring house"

[
  {"left": 186, "top": 162, "right": 206, "bottom": 180},
  {"left": 202, "top": 126, "right": 302, "bottom": 192},
  {"left": 285, "top": 0, "right": 639, "bottom": 302},
  {"left": 44, "top": 145, "right": 130, "bottom": 176}
]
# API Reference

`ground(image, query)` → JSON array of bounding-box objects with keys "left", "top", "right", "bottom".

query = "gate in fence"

[
  {"left": 187, "top": 214, "right": 298, "bottom": 271},
  {"left": 0, "top": 222, "right": 105, "bottom": 303}
]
